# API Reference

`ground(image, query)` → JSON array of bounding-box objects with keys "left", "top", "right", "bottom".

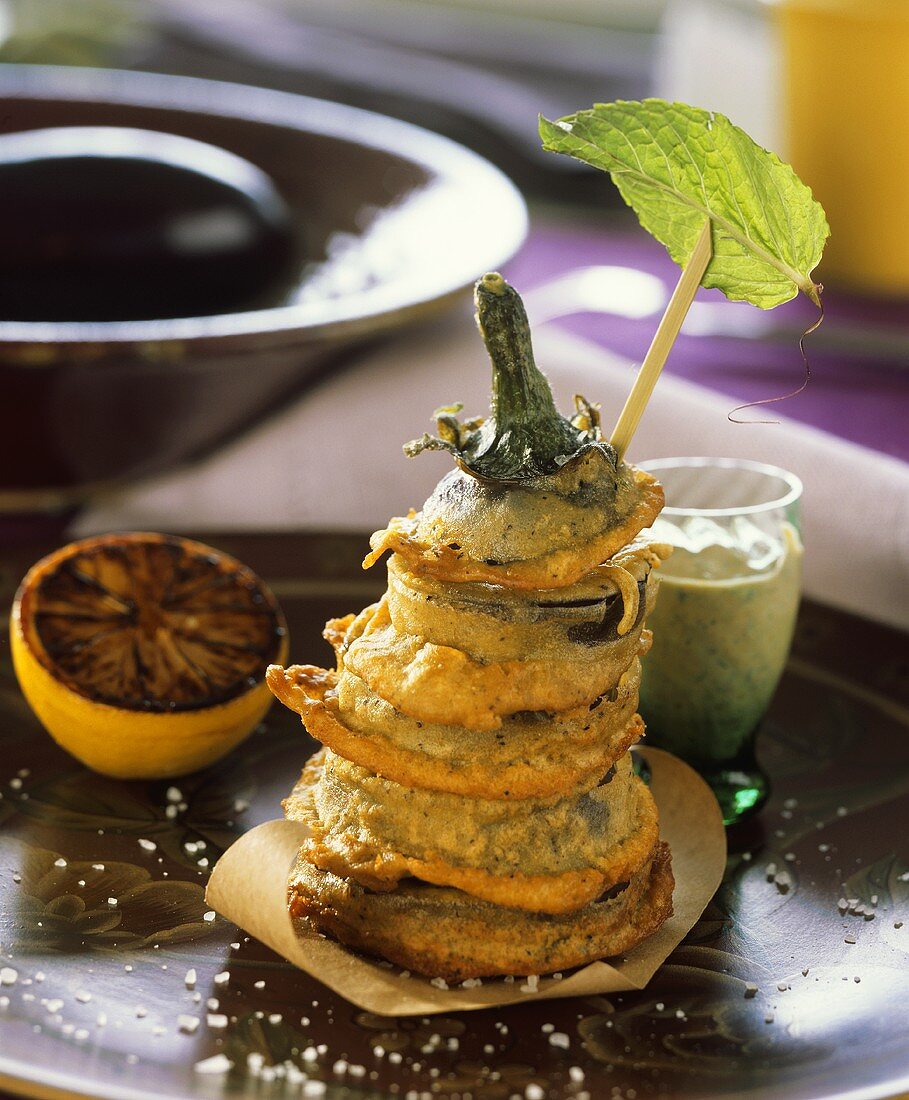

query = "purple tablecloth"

[{"left": 509, "top": 220, "right": 908, "bottom": 464}]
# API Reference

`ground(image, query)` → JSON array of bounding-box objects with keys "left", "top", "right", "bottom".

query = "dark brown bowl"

[{"left": 0, "top": 64, "right": 527, "bottom": 512}]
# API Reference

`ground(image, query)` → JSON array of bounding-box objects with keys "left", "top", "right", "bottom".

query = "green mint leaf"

[{"left": 540, "top": 99, "right": 829, "bottom": 309}]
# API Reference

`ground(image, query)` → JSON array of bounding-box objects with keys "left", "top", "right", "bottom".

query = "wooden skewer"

[{"left": 610, "top": 219, "right": 713, "bottom": 461}]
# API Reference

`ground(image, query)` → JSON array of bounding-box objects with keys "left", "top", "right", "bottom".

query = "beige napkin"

[
  {"left": 206, "top": 747, "right": 726, "bottom": 1015},
  {"left": 76, "top": 307, "right": 909, "bottom": 629}
]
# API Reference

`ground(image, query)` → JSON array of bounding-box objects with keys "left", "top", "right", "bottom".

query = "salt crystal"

[
  {"left": 107, "top": 898, "right": 117, "bottom": 907},
  {"left": 184, "top": 969, "right": 196, "bottom": 989},
  {"left": 429, "top": 977, "right": 448, "bottom": 990},
  {"left": 138, "top": 839, "right": 157, "bottom": 852},
  {"left": 207, "top": 1013, "right": 228, "bottom": 1029},
  {"left": 744, "top": 983, "right": 758, "bottom": 999},
  {"left": 203, "top": 910, "right": 216, "bottom": 922},
  {"left": 303, "top": 1084, "right": 326, "bottom": 1097},
  {"left": 135, "top": 1006, "right": 147, "bottom": 1018},
  {"left": 75, "top": 990, "right": 91, "bottom": 1003},
  {"left": 549, "top": 1032, "right": 570, "bottom": 1049},
  {"left": 92, "top": 864, "right": 105, "bottom": 871},
  {"left": 526, "top": 1086, "right": 545, "bottom": 1100},
  {"left": 195, "top": 1054, "right": 232, "bottom": 1075},
  {"left": 214, "top": 971, "right": 230, "bottom": 986},
  {"left": 253, "top": 980, "right": 265, "bottom": 990},
  {"left": 166, "top": 787, "right": 182, "bottom": 802},
  {"left": 247, "top": 1052, "right": 265, "bottom": 1073},
  {"left": 54, "top": 858, "right": 67, "bottom": 868},
  {"left": 165, "top": 806, "right": 178, "bottom": 820},
  {"left": 74, "top": 1028, "right": 89, "bottom": 1041},
  {"left": 332, "top": 1060, "right": 348, "bottom": 1074},
  {"left": 765, "top": 863, "right": 778, "bottom": 881},
  {"left": 45, "top": 999, "right": 64, "bottom": 1013},
  {"left": 178, "top": 1015, "right": 200, "bottom": 1034},
  {"left": 0, "top": 969, "right": 17, "bottom": 986},
  {"left": 206, "top": 998, "right": 218, "bottom": 1010},
  {"left": 844, "top": 935, "right": 857, "bottom": 944},
  {"left": 520, "top": 974, "right": 539, "bottom": 993},
  {"left": 96, "top": 1013, "right": 107, "bottom": 1027},
  {"left": 268, "top": 1013, "right": 282, "bottom": 1024},
  {"left": 569, "top": 1066, "right": 585, "bottom": 1082}
]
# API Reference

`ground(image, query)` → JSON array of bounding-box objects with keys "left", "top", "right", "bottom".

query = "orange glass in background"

[{"left": 776, "top": 0, "right": 909, "bottom": 296}]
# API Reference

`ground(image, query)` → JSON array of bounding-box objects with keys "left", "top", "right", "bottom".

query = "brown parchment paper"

[{"left": 206, "top": 747, "right": 726, "bottom": 1015}]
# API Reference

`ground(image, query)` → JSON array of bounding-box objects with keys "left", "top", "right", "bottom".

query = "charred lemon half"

[{"left": 10, "top": 532, "right": 288, "bottom": 779}]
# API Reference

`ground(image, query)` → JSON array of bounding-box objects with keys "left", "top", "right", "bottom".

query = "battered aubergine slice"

[
  {"left": 384, "top": 536, "right": 670, "bottom": 663},
  {"left": 266, "top": 657, "right": 645, "bottom": 801},
  {"left": 364, "top": 272, "right": 664, "bottom": 589},
  {"left": 284, "top": 747, "right": 660, "bottom": 916},
  {"left": 288, "top": 840, "right": 674, "bottom": 982},
  {"left": 330, "top": 598, "right": 654, "bottom": 732}
]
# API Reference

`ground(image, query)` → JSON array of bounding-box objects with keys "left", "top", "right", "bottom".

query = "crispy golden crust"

[
  {"left": 384, "top": 543, "right": 668, "bottom": 664},
  {"left": 288, "top": 841, "right": 674, "bottom": 981},
  {"left": 364, "top": 467, "right": 664, "bottom": 591},
  {"left": 266, "top": 662, "right": 644, "bottom": 801},
  {"left": 284, "top": 749, "right": 661, "bottom": 915},
  {"left": 335, "top": 599, "right": 650, "bottom": 732}
]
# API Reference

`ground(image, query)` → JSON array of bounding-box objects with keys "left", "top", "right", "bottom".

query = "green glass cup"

[{"left": 638, "top": 457, "right": 803, "bottom": 824}]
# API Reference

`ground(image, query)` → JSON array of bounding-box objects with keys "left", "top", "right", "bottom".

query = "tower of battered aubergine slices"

[{"left": 268, "top": 272, "right": 674, "bottom": 980}]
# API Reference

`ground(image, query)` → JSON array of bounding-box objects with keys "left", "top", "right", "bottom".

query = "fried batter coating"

[
  {"left": 385, "top": 538, "right": 668, "bottom": 662},
  {"left": 364, "top": 464, "right": 663, "bottom": 591},
  {"left": 288, "top": 841, "right": 674, "bottom": 981},
  {"left": 266, "top": 659, "right": 644, "bottom": 800},
  {"left": 335, "top": 599, "right": 652, "bottom": 732},
  {"left": 285, "top": 748, "right": 660, "bottom": 915}
]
